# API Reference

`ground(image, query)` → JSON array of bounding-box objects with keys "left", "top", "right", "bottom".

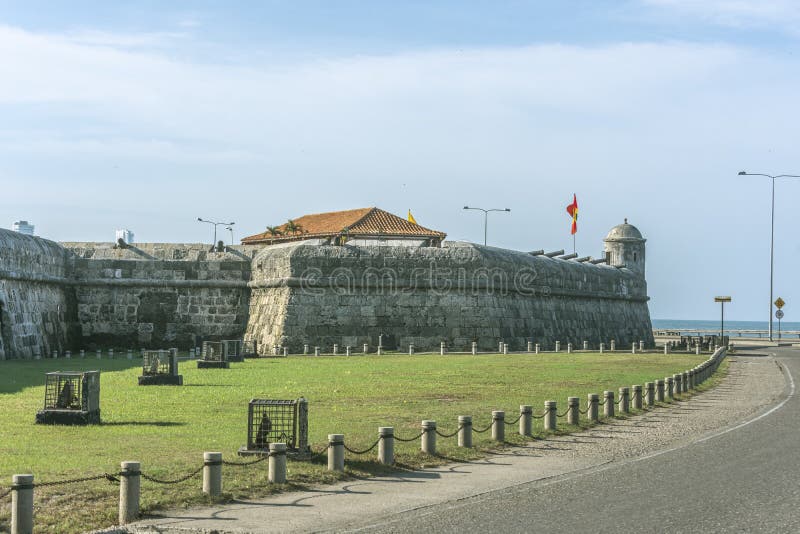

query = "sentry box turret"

[
  {"left": 197, "top": 341, "right": 229, "bottom": 369},
  {"left": 222, "top": 340, "right": 244, "bottom": 363},
  {"left": 139, "top": 348, "right": 183, "bottom": 385},
  {"left": 35, "top": 371, "right": 101, "bottom": 425},
  {"left": 238, "top": 398, "right": 309, "bottom": 456}
]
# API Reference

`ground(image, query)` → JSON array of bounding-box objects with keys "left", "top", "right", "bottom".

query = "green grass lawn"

[{"left": 0, "top": 351, "right": 713, "bottom": 532}]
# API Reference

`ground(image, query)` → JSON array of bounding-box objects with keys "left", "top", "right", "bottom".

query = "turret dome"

[{"left": 604, "top": 219, "right": 644, "bottom": 242}]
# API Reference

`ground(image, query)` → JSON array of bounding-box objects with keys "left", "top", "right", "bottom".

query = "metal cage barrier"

[
  {"left": 222, "top": 339, "right": 244, "bottom": 362},
  {"left": 241, "top": 340, "right": 259, "bottom": 358},
  {"left": 142, "top": 350, "right": 170, "bottom": 376},
  {"left": 37, "top": 371, "right": 101, "bottom": 424},
  {"left": 201, "top": 341, "right": 225, "bottom": 362},
  {"left": 240, "top": 398, "right": 309, "bottom": 455}
]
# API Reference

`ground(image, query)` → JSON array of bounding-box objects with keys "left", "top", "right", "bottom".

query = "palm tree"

[
  {"left": 265, "top": 226, "right": 282, "bottom": 241},
  {"left": 285, "top": 219, "right": 302, "bottom": 235}
]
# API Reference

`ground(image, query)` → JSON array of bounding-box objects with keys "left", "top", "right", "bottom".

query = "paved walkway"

[{"left": 121, "top": 352, "right": 784, "bottom": 533}]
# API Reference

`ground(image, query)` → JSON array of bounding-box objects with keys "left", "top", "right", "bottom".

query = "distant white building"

[
  {"left": 12, "top": 220, "right": 34, "bottom": 236},
  {"left": 115, "top": 229, "right": 134, "bottom": 244}
]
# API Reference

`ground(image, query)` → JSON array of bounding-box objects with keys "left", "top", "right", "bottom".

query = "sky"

[{"left": 1, "top": 0, "right": 799, "bottom": 322}]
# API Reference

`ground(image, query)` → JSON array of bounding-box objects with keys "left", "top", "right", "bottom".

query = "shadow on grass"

[{"left": 102, "top": 421, "right": 185, "bottom": 427}]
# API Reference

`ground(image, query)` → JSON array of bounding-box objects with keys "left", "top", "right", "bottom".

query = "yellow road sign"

[{"left": 775, "top": 297, "right": 785, "bottom": 309}]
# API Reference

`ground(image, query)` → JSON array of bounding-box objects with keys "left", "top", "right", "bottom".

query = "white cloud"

[{"left": 641, "top": 0, "right": 800, "bottom": 32}]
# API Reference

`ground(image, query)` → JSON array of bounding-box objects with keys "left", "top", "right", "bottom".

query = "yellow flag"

[{"left": 407, "top": 209, "right": 417, "bottom": 224}]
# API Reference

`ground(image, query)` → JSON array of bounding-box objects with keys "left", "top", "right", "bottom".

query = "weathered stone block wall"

[
  {"left": 0, "top": 229, "right": 74, "bottom": 359},
  {"left": 246, "top": 241, "right": 654, "bottom": 352},
  {"left": 63, "top": 243, "right": 258, "bottom": 349}
]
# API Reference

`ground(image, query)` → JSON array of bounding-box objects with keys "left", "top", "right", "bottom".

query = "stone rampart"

[
  {"left": 0, "top": 229, "right": 73, "bottom": 359},
  {"left": 245, "top": 241, "right": 654, "bottom": 351}
]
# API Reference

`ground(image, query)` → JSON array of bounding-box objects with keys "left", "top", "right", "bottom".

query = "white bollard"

[
  {"left": 503, "top": 343, "right": 508, "bottom": 355},
  {"left": 544, "top": 401, "right": 557, "bottom": 431},
  {"left": 519, "top": 405, "right": 532, "bottom": 436},
  {"left": 458, "top": 416, "right": 472, "bottom": 447},
  {"left": 631, "top": 344, "right": 636, "bottom": 354},
  {"left": 471, "top": 341, "right": 477, "bottom": 355},
  {"left": 96, "top": 349, "right": 102, "bottom": 359},
  {"left": 377, "top": 345, "right": 384, "bottom": 355},
  {"left": 498, "top": 341, "right": 504, "bottom": 353},
  {"left": 599, "top": 343, "right": 605, "bottom": 354},
  {"left": 378, "top": 427, "right": 394, "bottom": 465},
  {"left": 53, "top": 350, "right": 58, "bottom": 359},
  {"left": 583, "top": 340, "right": 589, "bottom": 351},
  {"left": 567, "top": 343, "right": 573, "bottom": 354},
  {"left": 440, "top": 341, "right": 446, "bottom": 355},
  {"left": 11, "top": 474, "right": 34, "bottom": 534},
  {"left": 127, "top": 349, "right": 133, "bottom": 360},
  {"left": 619, "top": 387, "right": 630, "bottom": 414},
  {"left": 588, "top": 394, "right": 599, "bottom": 422},
  {"left": 119, "top": 461, "right": 141, "bottom": 525},
  {"left": 269, "top": 443, "right": 287, "bottom": 483},
  {"left": 283, "top": 346, "right": 288, "bottom": 357},
  {"left": 202, "top": 452, "right": 222, "bottom": 497},
  {"left": 492, "top": 411, "right": 505, "bottom": 442},
  {"left": 363, "top": 343, "right": 369, "bottom": 354},
  {"left": 664, "top": 344, "right": 669, "bottom": 354},
  {"left": 328, "top": 434, "right": 345, "bottom": 472},
  {"left": 314, "top": 346, "right": 320, "bottom": 356},
  {"left": 610, "top": 340, "right": 616, "bottom": 351},
  {"left": 65, "top": 350, "right": 71, "bottom": 359},
  {"left": 421, "top": 421, "right": 437, "bottom": 455},
  {"left": 304, "top": 344, "right": 309, "bottom": 355},
  {"left": 535, "top": 343, "right": 540, "bottom": 354},
  {"left": 333, "top": 344, "right": 338, "bottom": 355},
  {"left": 604, "top": 390, "right": 615, "bottom": 418},
  {"left": 567, "top": 397, "right": 580, "bottom": 425},
  {"left": 109, "top": 349, "right": 114, "bottom": 359},
  {"left": 80, "top": 349, "right": 85, "bottom": 358},
  {"left": 409, "top": 344, "right": 415, "bottom": 355},
  {"left": 555, "top": 341, "right": 561, "bottom": 352},
  {"left": 527, "top": 341, "right": 533, "bottom": 352},
  {"left": 346, "top": 346, "right": 352, "bottom": 356},
  {"left": 639, "top": 340, "right": 645, "bottom": 352}
]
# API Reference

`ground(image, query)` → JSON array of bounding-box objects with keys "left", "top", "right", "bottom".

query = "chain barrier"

[
  {"left": 531, "top": 411, "right": 547, "bottom": 419},
  {"left": 578, "top": 407, "right": 589, "bottom": 415},
  {"left": 503, "top": 415, "right": 523, "bottom": 426},
  {"left": 222, "top": 455, "right": 270, "bottom": 467},
  {"left": 557, "top": 409, "right": 570, "bottom": 418},
  {"left": 435, "top": 425, "right": 464, "bottom": 438},
  {"left": 34, "top": 473, "right": 119, "bottom": 488},
  {"left": 313, "top": 444, "right": 331, "bottom": 454},
  {"left": 471, "top": 421, "right": 493, "bottom": 434},
  {"left": 393, "top": 431, "right": 425, "bottom": 442},
  {"left": 598, "top": 399, "right": 608, "bottom": 406},
  {"left": 141, "top": 465, "right": 204, "bottom": 485},
  {"left": 343, "top": 437, "right": 382, "bottom": 455}
]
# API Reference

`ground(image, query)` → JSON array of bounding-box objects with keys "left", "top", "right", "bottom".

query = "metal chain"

[
  {"left": 472, "top": 422, "right": 493, "bottom": 433},
  {"left": 34, "top": 473, "right": 119, "bottom": 488},
  {"left": 393, "top": 431, "right": 425, "bottom": 442},
  {"left": 556, "top": 409, "right": 571, "bottom": 418},
  {"left": 222, "top": 455, "right": 270, "bottom": 467},
  {"left": 578, "top": 407, "right": 589, "bottom": 415},
  {"left": 343, "top": 438, "right": 382, "bottom": 455},
  {"left": 435, "top": 425, "right": 464, "bottom": 438},
  {"left": 141, "top": 465, "right": 204, "bottom": 485},
  {"left": 531, "top": 410, "right": 548, "bottom": 419},
  {"left": 503, "top": 415, "right": 523, "bottom": 426},
  {"left": 598, "top": 399, "right": 608, "bottom": 405}
]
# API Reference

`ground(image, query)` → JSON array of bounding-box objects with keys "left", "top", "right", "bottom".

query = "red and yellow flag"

[{"left": 566, "top": 194, "right": 578, "bottom": 235}]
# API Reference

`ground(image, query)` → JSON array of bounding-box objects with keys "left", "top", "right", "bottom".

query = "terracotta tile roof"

[{"left": 241, "top": 207, "right": 446, "bottom": 244}]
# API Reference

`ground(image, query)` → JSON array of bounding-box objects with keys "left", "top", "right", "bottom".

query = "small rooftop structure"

[{"left": 241, "top": 207, "right": 446, "bottom": 247}]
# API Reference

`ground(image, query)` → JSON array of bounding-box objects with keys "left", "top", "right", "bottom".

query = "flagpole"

[{"left": 573, "top": 234, "right": 576, "bottom": 255}]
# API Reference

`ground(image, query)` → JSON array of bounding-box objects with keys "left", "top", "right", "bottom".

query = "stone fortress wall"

[
  {"left": 246, "top": 240, "right": 653, "bottom": 352},
  {"left": 0, "top": 222, "right": 654, "bottom": 359},
  {"left": 0, "top": 228, "right": 258, "bottom": 358}
]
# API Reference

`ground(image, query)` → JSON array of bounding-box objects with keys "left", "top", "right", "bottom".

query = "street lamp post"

[
  {"left": 197, "top": 218, "right": 235, "bottom": 249},
  {"left": 463, "top": 206, "right": 511, "bottom": 246},
  {"left": 714, "top": 296, "right": 731, "bottom": 344},
  {"left": 738, "top": 171, "right": 800, "bottom": 341},
  {"left": 225, "top": 226, "right": 235, "bottom": 246}
]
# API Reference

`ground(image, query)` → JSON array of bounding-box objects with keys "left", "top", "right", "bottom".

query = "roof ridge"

[{"left": 344, "top": 207, "right": 378, "bottom": 231}]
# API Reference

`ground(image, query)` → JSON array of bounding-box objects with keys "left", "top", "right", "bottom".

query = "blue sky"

[{"left": 1, "top": 0, "right": 800, "bottom": 322}]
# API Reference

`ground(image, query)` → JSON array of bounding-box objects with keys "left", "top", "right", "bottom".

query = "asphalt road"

[{"left": 358, "top": 347, "right": 800, "bottom": 533}]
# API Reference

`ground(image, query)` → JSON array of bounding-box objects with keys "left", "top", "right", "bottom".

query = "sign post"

[
  {"left": 714, "top": 296, "right": 732, "bottom": 344},
  {"left": 775, "top": 298, "right": 785, "bottom": 340}
]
